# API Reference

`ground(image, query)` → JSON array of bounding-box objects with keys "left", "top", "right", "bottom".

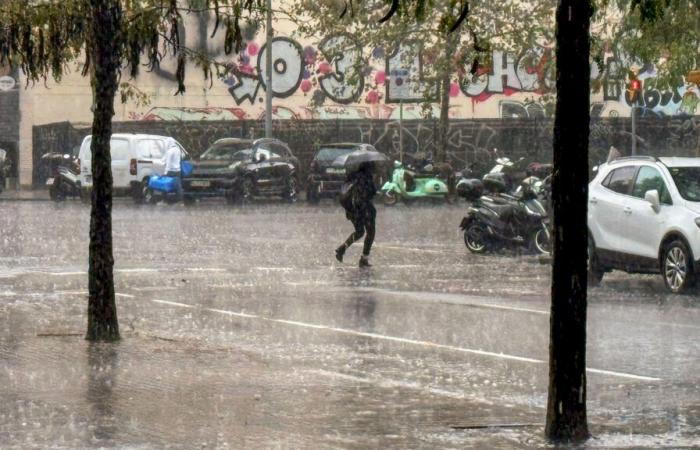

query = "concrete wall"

[{"left": 31, "top": 116, "right": 700, "bottom": 188}]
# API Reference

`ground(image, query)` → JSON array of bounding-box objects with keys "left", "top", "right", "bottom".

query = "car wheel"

[
  {"left": 49, "top": 179, "right": 64, "bottom": 202},
  {"left": 661, "top": 240, "right": 696, "bottom": 294},
  {"left": 588, "top": 235, "right": 604, "bottom": 287},
  {"left": 240, "top": 177, "right": 254, "bottom": 204},
  {"left": 464, "top": 222, "right": 489, "bottom": 253},
  {"left": 183, "top": 195, "right": 196, "bottom": 206},
  {"left": 307, "top": 183, "right": 320, "bottom": 204},
  {"left": 285, "top": 176, "right": 298, "bottom": 203},
  {"left": 383, "top": 190, "right": 398, "bottom": 206}
]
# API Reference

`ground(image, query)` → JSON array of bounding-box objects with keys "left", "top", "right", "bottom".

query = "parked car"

[
  {"left": 588, "top": 156, "right": 700, "bottom": 293},
  {"left": 183, "top": 138, "right": 299, "bottom": 204},
  {"left": 306, "top": 143, "right": 382, "bottom": 203},
  {"left": 78, "top": 133, "right": 188, "bottom": 202}
]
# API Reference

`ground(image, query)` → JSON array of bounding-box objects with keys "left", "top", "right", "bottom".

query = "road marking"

[
  {"left": 356, "top": 288, "right": 549, "bottom": 315},
  {"left": 377, "top": 245, "right": 454, "bottom": 255},
  {"left": 49, "top": 271, "right": 86, "bottom": 276},
  {"left": 116, "top": 293, "right": 135, "bottom": 298},
  {"left": 147, "top": 298, "right": 661, "bottom": 382},
  {"left": 309, "top": 369, "right": 495, "bottom": 405}
]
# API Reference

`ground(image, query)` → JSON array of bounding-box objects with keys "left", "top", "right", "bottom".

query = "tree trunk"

[
  {"left": 545, "top": 0, "right": 591, "bottom": 443},
  {"left": 435, "top": 33, "right": 458, "bottom": 164},
  {"left": 86, "top": 0, "right": 121, "bottom": 342}
]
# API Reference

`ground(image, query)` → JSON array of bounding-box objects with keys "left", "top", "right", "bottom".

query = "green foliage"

[
  {"left": 595, "top": 0, "right": 699, "bottom": 88},
  {"left": 0, "top": 0, "right": 263, "bottom": 94}
]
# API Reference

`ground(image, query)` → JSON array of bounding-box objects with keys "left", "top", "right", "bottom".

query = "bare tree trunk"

[
  {"left": 435, "top": 33, "right": 458, "bottom": 164},
  {"left": 86, "top": 0, "right": 121, "bottom": 342},
  {"left": 545, "top": 0, "right": 592, "bottom": 442}
]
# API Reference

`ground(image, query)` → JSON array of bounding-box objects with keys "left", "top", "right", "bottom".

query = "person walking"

[
  {"left": 162, "top": 138, "right": 183, "bottom": 201},
  {"left": 336, "top": 162, "right": 377, "bottom": 267}
]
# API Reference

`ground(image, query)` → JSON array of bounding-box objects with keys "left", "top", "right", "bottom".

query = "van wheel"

[
  {"left": 133, "top": 180, "right": 147, "bottom": 204},
  {"left": 662, "top": 240, "right": 696, "bottom": 294},
  {"left": 143, "top": 187, "right": 156, "bottom": 204},
  {"left": 588, "top": 236, "right": 604, "bottom": 287}
]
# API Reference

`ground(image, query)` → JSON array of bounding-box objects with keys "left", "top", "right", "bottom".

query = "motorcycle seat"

[{"left": 482, "top": 199, "right": 515, "bottom": 215}]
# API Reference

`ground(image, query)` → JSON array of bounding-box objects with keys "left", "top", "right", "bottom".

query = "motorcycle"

[
  {"left": 43, "top": 151, "right": 83, "bottom": 202},
  {"left": 142, "top": 160, "right": 193, "bottom": 204},
  {"left": 0, "top": 149, "right": 7, "bottom": 194},
  {"left": 458, "top": 178, "right": 551, "bottom": 255},
  {"left": 381, "top": 160, "right": 452, "bottom": 205}
]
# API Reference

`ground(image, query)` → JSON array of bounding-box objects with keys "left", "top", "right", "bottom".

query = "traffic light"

[{"left": 627, "top": 76, "right": 642, "bottom": 103}]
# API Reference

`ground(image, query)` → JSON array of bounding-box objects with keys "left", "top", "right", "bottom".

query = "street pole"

[
  {"left": 631, "top": 106, "right": 636, "bottom": 156},
  {"left": 399, "top": 98, "right": 404, "bottom": 163},
  {"left": 265, "top": 0, "right": 273, "bottom": 139}
]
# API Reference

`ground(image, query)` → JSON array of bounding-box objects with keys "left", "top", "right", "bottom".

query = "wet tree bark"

[
  {"left": 545, "top": 0, "right": 592, "bottom": 443},
  {"left": 435, "top": 33, "right": 458, "bottom": 164},
  {"left": 86, "top": 0, "right": 121, "bottom": 342}
]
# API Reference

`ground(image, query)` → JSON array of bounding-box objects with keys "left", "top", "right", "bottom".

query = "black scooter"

[
  {"left": 458, "top": 178, "right": 551, "bottom": 255},
  {"left": 43, "top": 152, "right": 84, "bottom": 202}
]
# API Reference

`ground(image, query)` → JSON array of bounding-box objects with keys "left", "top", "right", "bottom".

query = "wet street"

[{"left": 1, "top": 199, "right": 699, "bottom": 449}]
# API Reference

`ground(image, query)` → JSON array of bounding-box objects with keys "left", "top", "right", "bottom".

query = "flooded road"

[{"left": 1, "top": 200, "right": 698, "bottom": 448}]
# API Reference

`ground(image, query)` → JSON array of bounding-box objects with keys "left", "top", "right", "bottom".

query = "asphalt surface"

[{"left": 0, "top": 198, "right": 699, "bottom": 449}]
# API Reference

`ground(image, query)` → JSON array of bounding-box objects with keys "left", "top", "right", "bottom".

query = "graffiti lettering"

[
  {"left": 258, "top": 37, "right": 304, "bottom": 98},
  {"left": 318, "top": 35, "right": 364, "bottom": 104}
]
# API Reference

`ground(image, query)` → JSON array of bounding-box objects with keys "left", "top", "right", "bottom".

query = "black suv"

[
  {"left": 183, "top": 138, "right": 300, "bottom": 204},
  {"left": 307, "top": 143, "right": 382, "bottom": 203}
]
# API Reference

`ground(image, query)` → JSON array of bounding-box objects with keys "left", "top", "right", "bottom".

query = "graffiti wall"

[{"left": 19, "top": 10, "right": 699, "bottom": 128}]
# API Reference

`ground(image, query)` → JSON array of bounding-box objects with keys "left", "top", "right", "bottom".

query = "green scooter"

[{"left": 381, "top": 160, "right": 452, "bottom": 205}]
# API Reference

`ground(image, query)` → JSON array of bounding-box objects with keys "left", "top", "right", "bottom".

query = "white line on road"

[
  {"left": 147, "top": 298, "right": 661, "bottom": 382},
  {"left": 116, "top": 293, "right": 135, "bottom": 298},
  {"left": 309, "top": 368, "right": 495, "bottom": 405},
  {"left": 355, "top": 287, "right": 549, "bottom": 315}
]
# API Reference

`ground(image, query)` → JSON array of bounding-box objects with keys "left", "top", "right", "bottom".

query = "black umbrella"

[{"left": 341, "top": 148, "right": 389, "bottom": 173}]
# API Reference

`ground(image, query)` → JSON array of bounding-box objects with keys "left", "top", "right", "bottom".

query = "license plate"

[
  {"left": 326, "top": 168, "right": 345, "bottom": 174},
  {"left": 190, "top": 180, "right": 210, "bottom": 188},
  {"left": 45, "top": 178, "right": 54, "bottom": 186}
]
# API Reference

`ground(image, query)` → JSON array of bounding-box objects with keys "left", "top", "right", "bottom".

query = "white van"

[{"left": 78, "top": 133, "right": 187, "bottom": 202}]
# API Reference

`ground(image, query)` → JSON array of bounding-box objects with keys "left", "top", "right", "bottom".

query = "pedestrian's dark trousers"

[
  {"left": 343, "top": 204, "right": 376, "bottom": 256},
  {"left": 165, "top": 170, "right": 182, "bottom": 200}
]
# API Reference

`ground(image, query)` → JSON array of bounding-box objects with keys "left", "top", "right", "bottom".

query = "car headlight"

[{"left": 228, "top": 162, "right": 240, "bottom": 170}]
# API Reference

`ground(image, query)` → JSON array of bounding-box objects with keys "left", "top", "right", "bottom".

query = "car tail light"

[{"left": 130, "top": 158, "right": 137, "bottom": 175}]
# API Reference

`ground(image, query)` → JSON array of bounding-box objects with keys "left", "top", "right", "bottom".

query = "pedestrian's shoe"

[
  {"left": 335, "top": 246, "right": 345, "bottom": 263},
  {"left": 359, "top": 255, "right": 371, "bottom": 268}
]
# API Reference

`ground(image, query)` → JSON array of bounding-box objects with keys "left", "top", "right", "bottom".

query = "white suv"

[
  {"left": 588, "top": 156, "right": 700, "bottom": 293},
  {"left": 78, "top": 133, "right": 187, "bottom": 202}
]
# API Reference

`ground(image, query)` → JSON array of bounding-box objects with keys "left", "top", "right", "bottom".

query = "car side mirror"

[{"left": 645, "top": 189, "right": 661, "bottom": 213}]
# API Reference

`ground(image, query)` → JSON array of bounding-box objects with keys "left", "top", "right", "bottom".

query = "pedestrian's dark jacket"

[{"left": 347, "top": 169, "right": 377, "bottom": 209}]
